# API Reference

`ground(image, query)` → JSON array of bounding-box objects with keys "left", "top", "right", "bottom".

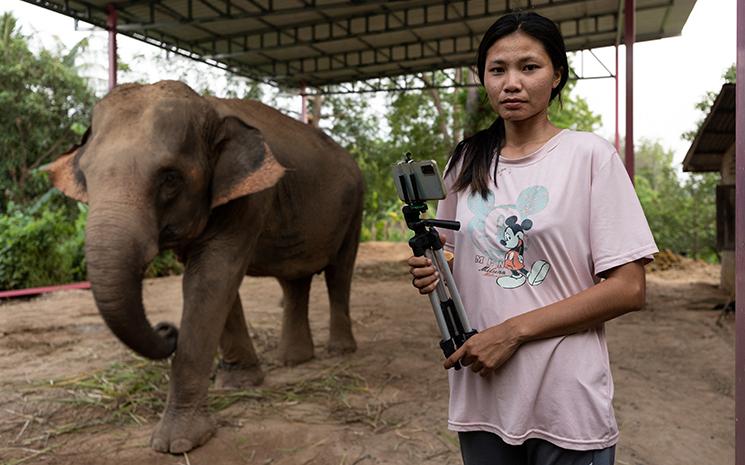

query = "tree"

[
  {"left": 633, "top": 138, "right": 718, "bottom": 260},
  {"left": 0, "top": 13, "right": 96, "bottom": 209},
  {"left": 121, "top": 49, "right": 265, "bottom": 101},
  {"left": 634, "top": 139, "right": 690, "bottom": 254},
  {"left": 682, "top": 64, "right": 736, "bottom": 142},
  {"left": 315, "top": 68, "right": 603, "bottom": 241},
  {"left": 668, "top": 63, "right": 736, "bottom": 261},
  {"left": 457, "top": 69, "right": 603, "bottom": 137},
  {"left": 319, "top": 90, "right": 405, "bottom": 240},
  {"left": 548, "top": 78, "right": 602, "bottom": 131}
]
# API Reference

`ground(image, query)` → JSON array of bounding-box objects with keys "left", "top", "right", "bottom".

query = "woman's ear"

[
  {"left": 43, "top": 132, "right": 89, "bottom": 203},
  {"left": 552, "top": 67, "right": 563, "bottom": 89},
  {"left": 211, "top": 116, "right": 285, "bottom": 208}
]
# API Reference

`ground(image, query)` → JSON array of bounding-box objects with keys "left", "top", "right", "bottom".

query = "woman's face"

[{"left": 483, "top": 31, "right": 562, "bottom": 122}]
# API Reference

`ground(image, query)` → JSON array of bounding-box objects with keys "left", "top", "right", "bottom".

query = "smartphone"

[{"left": 392, "top": 157, "right": 447, "bottom": 204}]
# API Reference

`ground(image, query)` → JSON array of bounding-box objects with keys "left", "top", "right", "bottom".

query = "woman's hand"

[
  {"left": 407, "top": 255, "right": 440, "bottom": 294},
  {"left": 444, "top": 321, "right": 522, "bottom": 376},
  {"left": 407, "top": 233, "right": 448, "bottom": 294}
]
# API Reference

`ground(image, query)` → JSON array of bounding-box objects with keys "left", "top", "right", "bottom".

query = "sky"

[{"left": 2, "top": 0, "right": 737, "bottom": 167}]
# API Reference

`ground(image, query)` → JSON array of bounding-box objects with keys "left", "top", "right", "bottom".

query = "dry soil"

[{"left": 0, "top": 242, "right": 735, "bottom": 465}]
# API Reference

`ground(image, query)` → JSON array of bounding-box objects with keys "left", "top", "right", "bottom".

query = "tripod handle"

[{"left": 422, "top": 219, "right": 460, "bottom": 231}]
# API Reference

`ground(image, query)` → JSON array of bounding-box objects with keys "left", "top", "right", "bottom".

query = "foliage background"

[{"left": 0, "top": 11, "right": 733, "bottom": 289}]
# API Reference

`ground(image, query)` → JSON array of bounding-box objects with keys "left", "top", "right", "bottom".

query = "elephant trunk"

[{"left": 85, "top": 205, "right": 177, "bottom": 360}]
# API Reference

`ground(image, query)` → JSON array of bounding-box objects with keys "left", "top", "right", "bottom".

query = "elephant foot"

[
  {"left": 150, "top": 406, "right": 215, "bottom": 454},
  {"left": 214, "top": 360, "right": 265, "bottom": 388},
  {"left": 327, "top": 334, "right": 357, "bottom": 355},
  {"left": 278, "top": 342, "right": 314, "bottom": 366}
]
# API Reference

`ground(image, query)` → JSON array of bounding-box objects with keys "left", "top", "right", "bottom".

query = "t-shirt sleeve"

[
  {"left": 590, "top": 151, "right": 658, "bottom": 277},
  {"left": 435, "top": 159, "right": 459, "bottom": 254}
]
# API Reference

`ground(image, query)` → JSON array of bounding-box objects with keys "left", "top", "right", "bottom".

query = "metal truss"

[{"left": 23, "top": 0, "right": 672, "bottom": 90}]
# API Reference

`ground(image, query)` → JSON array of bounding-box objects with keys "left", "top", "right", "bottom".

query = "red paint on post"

[
  {"left": 107, "top": 3, "right": 117, "bottom": 91},
  {"left": 615, "top": 44, "right": 620, "bottom": 154},
  {"left": 624, "top": 0, "right": 635, "bottom": 182},
  {"left": 735, "top": 0, "right": 744, "bottom": 463}
]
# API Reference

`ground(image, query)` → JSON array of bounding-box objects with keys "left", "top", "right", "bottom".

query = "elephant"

[{"left": 45, "top": 80, "right": 364, "bottom": 453}]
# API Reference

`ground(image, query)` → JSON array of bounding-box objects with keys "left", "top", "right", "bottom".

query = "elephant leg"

[
  {"left": 215, "top": 293, "right": 265, "bottom": 389},
  {"left": 151, "top": 248, "right": 247, "bottom": 454},
  {"left": 324, "top": 220, "right": 359, "bottom": 355},
  {"left": 277, "top": 275, "right": 314, "bottom": 365}
]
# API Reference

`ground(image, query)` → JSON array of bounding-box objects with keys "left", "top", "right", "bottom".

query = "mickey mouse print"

[
  {"left": 465, "top": 185, "right": 551, "bottom": 289},
  {"left": 497, "top": 215, "right": 550, "bottom": 289}
]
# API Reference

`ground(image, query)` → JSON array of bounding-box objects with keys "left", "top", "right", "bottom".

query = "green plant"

[{"left": 0, "top": 201, "right": 85, "bottom": 289}]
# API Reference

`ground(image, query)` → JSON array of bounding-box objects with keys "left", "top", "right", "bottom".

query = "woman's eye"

[
  {"left": 524, "top": 64, "right": 538, "bottom": 71},
  {"left": 490, "top": 67, "right": 504, "bottom": 74}
]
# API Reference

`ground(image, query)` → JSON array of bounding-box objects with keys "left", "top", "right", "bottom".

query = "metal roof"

[
  {"left": 23, "top": 0, "right": 696, "bottom": 89},
  {"left": 682, "top": 83, "right": 736, "bottom": 173}
]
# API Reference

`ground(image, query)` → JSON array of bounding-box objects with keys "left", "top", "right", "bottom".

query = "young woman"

[{"left": 408, "top": 11, "right": 657, "bottom": 465}]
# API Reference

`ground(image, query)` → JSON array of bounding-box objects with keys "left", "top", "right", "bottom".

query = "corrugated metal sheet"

[
  {"left": 21, "top": 0, "right": 696, "bottom": 88},
  {"left": 683, "top": 83, "right": 736, "bottom": 172}
]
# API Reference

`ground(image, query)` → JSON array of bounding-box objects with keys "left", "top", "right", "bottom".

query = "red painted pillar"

[
  {"left": 624, "top": 0, "right": 635, "bottom": 182},
  {"left": 615, "top": 45, "right": 620, "bottom": 154},
  {"left": 107, "top": 3, "right": 118, "bottom": 91},
  {"left": 735, "top": 0, "right": 745, "bottom": 463}
]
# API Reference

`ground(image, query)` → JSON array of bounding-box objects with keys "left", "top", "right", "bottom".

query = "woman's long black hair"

[{"left": 445, "top": 11, "right": 570, "bottom": 198}]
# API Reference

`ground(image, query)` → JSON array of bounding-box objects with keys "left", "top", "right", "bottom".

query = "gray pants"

[{"left": 458, "top": 431, "right": 615, "bottom": 465}]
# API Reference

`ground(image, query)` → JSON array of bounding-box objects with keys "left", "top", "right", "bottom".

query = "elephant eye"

[{"left": 158, "top": 170, "right": 184, "bottom": 200}]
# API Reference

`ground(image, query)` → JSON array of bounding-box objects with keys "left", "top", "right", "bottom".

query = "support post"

[
  {"left": 615, "top": 44, "right": 620, "bottom": 154},
  {"left": 735, "top": 0, "right": 744, "bottom": 463},
  {"left": 624, "top": 0, "right": 635, "bottom": 182},
  {"left": 107, "top": 3, "right": 118, "bottom": 91},
  {"left": 300, "top": 84, "right": 308, "bottom": 124}
]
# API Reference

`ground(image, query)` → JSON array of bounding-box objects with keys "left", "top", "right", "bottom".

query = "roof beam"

[
  {"left": 189, "top": 0, "right": 608, "bottom": 46},
  {"left": 245, "top": 36, "right": 480, "bottom": 86},
  {"left": 21, "top": 0, "right": 690, "bottom": 90}
]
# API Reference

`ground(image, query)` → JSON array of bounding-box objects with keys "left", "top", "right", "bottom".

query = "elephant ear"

[
  {"left": 211, "top": 116, "right": 285, "bottom": 208},
  {"left": 43, "top": 129, "right": 89, "bottom": 203}
]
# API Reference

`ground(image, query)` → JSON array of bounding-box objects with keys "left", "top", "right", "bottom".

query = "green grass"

[{"left": 46, "top": 357, "right": 368, "bottom": 426}]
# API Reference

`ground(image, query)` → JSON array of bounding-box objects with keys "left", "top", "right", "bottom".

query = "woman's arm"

[{"left": 444, "top": 259, "right": 647, "bottom": 375}]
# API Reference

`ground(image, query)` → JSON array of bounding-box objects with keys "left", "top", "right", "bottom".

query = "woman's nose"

[{"left": 503, "top": 70, "right": 521, "bottom": 91}]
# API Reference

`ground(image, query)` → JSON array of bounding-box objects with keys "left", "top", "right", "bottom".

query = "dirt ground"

[{"left": 0, "top": 242, "right": 735, "bottom": 465}]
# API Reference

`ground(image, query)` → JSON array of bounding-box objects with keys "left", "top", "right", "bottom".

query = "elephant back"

[{"left": 207, "top": 97, "right": 360, "bottom": 183}]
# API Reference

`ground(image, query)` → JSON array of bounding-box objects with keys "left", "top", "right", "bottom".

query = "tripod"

[{"left": 403, "top": 202, "right": 477, "bottom": 370}]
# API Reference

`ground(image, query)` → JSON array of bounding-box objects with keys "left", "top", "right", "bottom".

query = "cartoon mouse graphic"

[{"left": 496, "top": 215, "right": 551, "bottom": 289}]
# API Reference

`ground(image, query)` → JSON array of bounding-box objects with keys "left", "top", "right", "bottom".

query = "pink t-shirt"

[{"left": 436, "top": 129, "right": 658, "bottom": 450}]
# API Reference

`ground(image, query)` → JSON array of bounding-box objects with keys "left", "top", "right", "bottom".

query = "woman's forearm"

[{"left": 508, "top": 260, "right": 647, "bottom": 344}]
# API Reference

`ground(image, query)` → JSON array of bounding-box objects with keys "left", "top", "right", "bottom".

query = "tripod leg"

[
  {"left": 424, "top": 249, "right": 453, "bottom": 341},
  {"left": 433, "top": 248, "right": 475, "bottom": 334}
]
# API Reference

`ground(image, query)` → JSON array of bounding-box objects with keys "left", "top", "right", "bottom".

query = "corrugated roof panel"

[
  {"left": 197, "top": 18, "right": 266, "bottom": 37},
  {"left": 413, "top": 23, "right": 471, "bottom": 41},
  {"left": 683, "top": 84, "right": 735, "bottom": 172},
  {"left": 21, "top": 0, "right": 698, "bottom": 88},
  {"left": 263, "top": 10, "right": 325, "bottom": 27}
]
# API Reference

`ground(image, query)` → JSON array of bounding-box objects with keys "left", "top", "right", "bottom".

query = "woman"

[{"left": 408, "top": 11, "right": 657, "bottom": 465}]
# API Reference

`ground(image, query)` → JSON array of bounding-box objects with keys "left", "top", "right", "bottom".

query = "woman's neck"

[{"left": 501, "top": 110, "right": 561, "bottom": 158}]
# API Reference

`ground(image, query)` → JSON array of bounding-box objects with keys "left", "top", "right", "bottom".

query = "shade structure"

[
  {"left": 22, "top": 0, "right": 695, "bottom": 89},
  {"left": 682, "top": 83, "right": 736, "bottom": 173}
]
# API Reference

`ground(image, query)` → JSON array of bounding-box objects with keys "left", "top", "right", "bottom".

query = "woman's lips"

[{"left": 502, "top": 101, "right": 524, "bottom": 109}]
